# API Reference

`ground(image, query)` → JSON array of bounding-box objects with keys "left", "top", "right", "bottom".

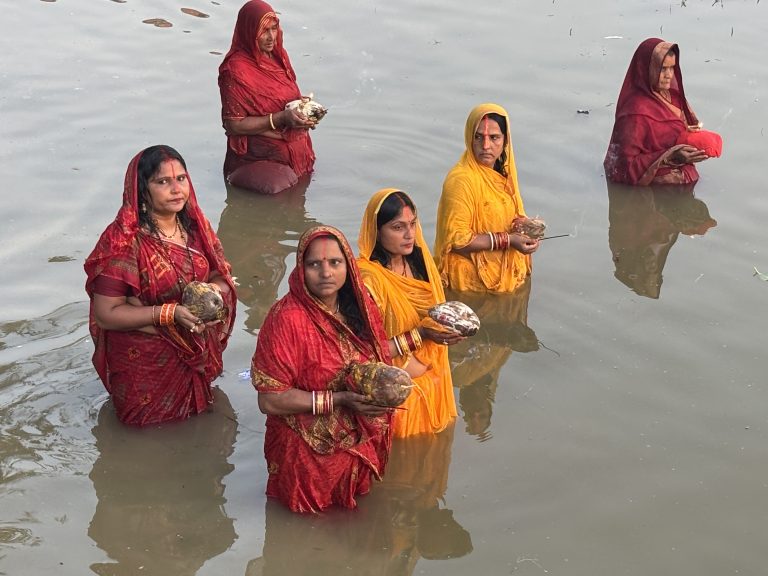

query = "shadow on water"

[
  {"left": 216, "top": 176, "right": 320, "bottom": 333},
  {"left": 447, "top": 279, "right": 538, "bottom": 442},
  {"left": 607, "top": 182, "right": 717, "bottom": 299},
  {"left": 88, "top": 389, "right": 238, "bottom": 576},
  {"left": 245, "top": 423, "right": 471, "bottom": 576}
]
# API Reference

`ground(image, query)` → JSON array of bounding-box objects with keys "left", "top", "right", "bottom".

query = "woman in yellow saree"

[
  {"left": 434, "top": 103, "right": 539, "bottom": 292},
  {"left": 358, "top": 189, "right": 460, "bottom": 437}
]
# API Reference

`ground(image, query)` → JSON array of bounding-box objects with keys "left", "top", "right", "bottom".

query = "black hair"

[
  {"left": 369, "top": 191, "right": 428, "bottom": 281},
  {"left": 137, "top": 145, "right": 194, "bottom": 235}
]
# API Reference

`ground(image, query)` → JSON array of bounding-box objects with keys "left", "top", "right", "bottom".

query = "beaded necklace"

[{"left": 154, "top": 223, "right": 197, "bottom": 292}]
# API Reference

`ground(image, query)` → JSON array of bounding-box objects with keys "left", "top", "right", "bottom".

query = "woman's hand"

[
  {"left": 419, "top": 326, "right": 465, "bottom": 346},
  {"left": 669, "top": 145, "right": 708, "bottom": 165},
  {"left": 173, "top": 304, "right": 205, "bottom": 335},
  {"left": 335, "top": 391, "right": 390, "bottom": 416},
  {"left": 509, "top": 233, "right": 540, "bottom": 255},
  {"left": 279, "top": 109, "right": 316, "bottom": 130}
]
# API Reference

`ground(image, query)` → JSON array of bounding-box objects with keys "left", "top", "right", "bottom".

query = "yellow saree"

[
  {"left": 358, "top": 188, "right": 457, "bottom": 437},
  {"left": 434, "top": 103, "right": 532, "bottom": 292}
]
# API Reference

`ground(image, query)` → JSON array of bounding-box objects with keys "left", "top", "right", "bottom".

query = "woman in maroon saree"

[
  {"left": 84, "top": 146, "right": 237, "bottom": 426},
  {"left": 219, "top": 0, "right": 316, "bottom": 194},
  {"left": 604, "top": 38, "right": 713, "bottom": 186},
  {"left": 251, "top": 225, "right": 394, "bottom": 513}
]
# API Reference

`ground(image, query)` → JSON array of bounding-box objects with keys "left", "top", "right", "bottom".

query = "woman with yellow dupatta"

[
  {"left": 434, "top": 103, "right": 539, "bottom": 293},
  {"left": 358, "top": 189, "right": 460, "bottom": 437}
]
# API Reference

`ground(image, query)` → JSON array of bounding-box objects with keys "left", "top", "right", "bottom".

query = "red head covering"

[
  {"left": 219, "top": 0, "right": 296, "bottom": 85},
  {"left": 84, "top": 147, "right": 236, "bottom": 385},
  {"left": 604, "top": 38, "right": 703, "bottom": 185},
  {"left": 287, "top": 225, "right": 390, "bottom": 363},
  {"left": 615, "top": 37, "right": 698, "bottom": 126}
]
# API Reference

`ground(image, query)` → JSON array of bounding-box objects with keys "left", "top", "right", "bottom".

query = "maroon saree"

[
  {"left": 604, "top": 38, "right": 701, "bottom": 186},
  {"left": 218, "top": 0, "right": 315, "bottom": 183},
  {"left": 251, "top": 225, "right": 393, "bottom": 513},
  {"left": 84, "top": 150, "right": 236, "bottom": 426}
]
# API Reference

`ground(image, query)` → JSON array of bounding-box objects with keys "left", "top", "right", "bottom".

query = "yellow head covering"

[
  {"left": 358, "top": 188, "right": 446, "bottom": 306},
  {"left": 460, "top": 103, "right": 521, "bottom": 203},
  {"left": 433, "top": 103, "right": 530, "bottom": 292}
]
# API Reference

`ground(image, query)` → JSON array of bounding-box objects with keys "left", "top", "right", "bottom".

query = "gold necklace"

[{"left": 155, "top": 216, "right": 179, "bottom": 239}]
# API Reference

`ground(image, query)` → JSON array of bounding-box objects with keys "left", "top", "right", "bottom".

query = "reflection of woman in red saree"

[
  {"left": 218, "top": 0, "right": 316, "bottom": 194},
  {"left": 251, "top": 226, "right": 394, "bottom": 513},
  {"left": 84, "top": 146, "right": 236, "bottom": 426},
  {"left": 604, "top": 38, "right": 713, "bottom": 186}
]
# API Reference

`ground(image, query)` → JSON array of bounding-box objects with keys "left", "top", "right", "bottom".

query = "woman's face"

[
  {"left": 256, "top": 20, "right": 278, "bottom": 55},
  {"left": 146, "top": 159, "right": 189, "bottom": 218},
  {"left": 303, "top": 237, "right": 348, "bottom": 302},
  {"left": 472, "top": 116, "right": 505, "bottom": 168},
  {"left": 378, "top": 205, "right": 417, "bottom": 257},
  {"left": 657, "top": 52, "right": 676, "bottom": 91}
]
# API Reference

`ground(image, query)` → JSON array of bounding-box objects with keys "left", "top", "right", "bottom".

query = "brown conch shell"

[
  {"left": 346, "top": 362, "right": 412, "bottom": 407},
  {"left": 285, "top": 93, "right": 328, "bottom": 123},
  {"left": 428, "top": 301, "right": 480, "bottom": 337},
  {"left": 512, "top": 217, "right": 547, "bottom": 240},
  {"left": 181, "top": 281, "right": 226, "bottom": 322}
]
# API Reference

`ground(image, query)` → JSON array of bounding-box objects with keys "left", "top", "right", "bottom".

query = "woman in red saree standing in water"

[
  {"left": 219, "top": 0, "right": 316, "bottom": 194},
  {"left": 85, "top": 145, "right": 236, "bottom": 426},
  {"left": 251, "top": 225, "right": 394, "bottom": 513},
  {"left": 604, "top": 38, "right": 715, "bottom": 186}
]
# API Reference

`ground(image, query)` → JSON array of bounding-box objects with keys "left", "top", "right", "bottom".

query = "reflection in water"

[
  {"left": 608, "top": 182, "right": 717, "bottom": 299},
  {"left": 246, "top": 423, "right": 470, "bottom": 576},
  {"left": 448, "top": 279, "right": 537, "bottom": 441},
  {"left": 217, "top": 177, "right": 318, "bottom": 333},
  {"left": 88, "top": 389, "right": 237, "bottom": 576}
]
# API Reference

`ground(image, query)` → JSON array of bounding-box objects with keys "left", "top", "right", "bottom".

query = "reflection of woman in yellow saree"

[
  {"left": 608, "top": 182, "right": 716, "bottom": 298},
  {"left": 358, "top": 189, "right": 459, "bottom": 437},
  {"left": 449, "top": 278, "right": 538, "bottom": 439},
  {"left": 434, "top": 103, "right": 538, "bottom": 293},
  {"left": 216, "top": 177, "right": 317, "bottom": 332},
  {"left": 248, "top": 423, "right": 472, "bottom": 576},
  {"left": 88, "top": 390, "right": 237, "bottom": 576}
]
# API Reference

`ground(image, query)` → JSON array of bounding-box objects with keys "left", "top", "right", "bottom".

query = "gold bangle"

[{"left": 268, "top": 112, "right": 277, "bottom": 131}]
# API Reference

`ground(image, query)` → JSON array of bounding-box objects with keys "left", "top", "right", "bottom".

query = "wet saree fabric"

[
  {"left": 357, "top": 189, "right": 457, "bottom": 437},
  {"left": 604, "top": 38, "right": 701, "bottom": 185},
  {"left": 218, "top": 0, "right": 315, "bottom": 180},
  {"left": 84, "top": 151, "right": 236, "bottom": 426},
  {"left": 252, "top": 226, "right": 393, "bottom": 513},
  {"left": 434, "top": 103, "right": 531, "bottom": 292}
]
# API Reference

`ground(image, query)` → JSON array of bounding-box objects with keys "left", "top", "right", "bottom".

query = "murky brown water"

[{"left": 1, "top": 1, "right": 767, "bottom": 574}]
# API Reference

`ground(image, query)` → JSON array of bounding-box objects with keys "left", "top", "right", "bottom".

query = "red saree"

[
  {"left": 218, "top": 0, "right": 315, "bottom": 183},
  {"left": 604, "top": 38, "right": 701, "bottom": 186},
  {"left": 84, "top": 150, "right": 236, "bottom": 426},
  {"left": 251, "top": 225, "right": 393, "bottom": 513}
]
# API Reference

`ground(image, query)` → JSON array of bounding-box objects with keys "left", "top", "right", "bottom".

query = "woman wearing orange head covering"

[
  {"left": 434, "top": 103, "right": 538, "bottom": 293},
  {"left": 358, "top": 189, "right": 459, "bottom": 437}
]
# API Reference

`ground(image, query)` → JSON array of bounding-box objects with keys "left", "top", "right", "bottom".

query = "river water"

[{"left": 1, "top": 0, "right": 767, "bottom": 574}]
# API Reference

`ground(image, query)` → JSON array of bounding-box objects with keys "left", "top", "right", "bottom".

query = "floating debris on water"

[
  {"left": 238, "top": 370, "right": 251, "bottom": 380},
  {"left": 143, "top": 18, "right": 173, "bottom": 28},
  {"left": 181, "top": 8, "right": 210, "bottom": 18},
  {"left": 577, "top": 109, "right": 590, "bottom": 114},
  {"left": 48, "top": 256, "right": 75, "bottom": 263},
  {"left": 753, "top": 267, "right": 768, "bottom": 281}
]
